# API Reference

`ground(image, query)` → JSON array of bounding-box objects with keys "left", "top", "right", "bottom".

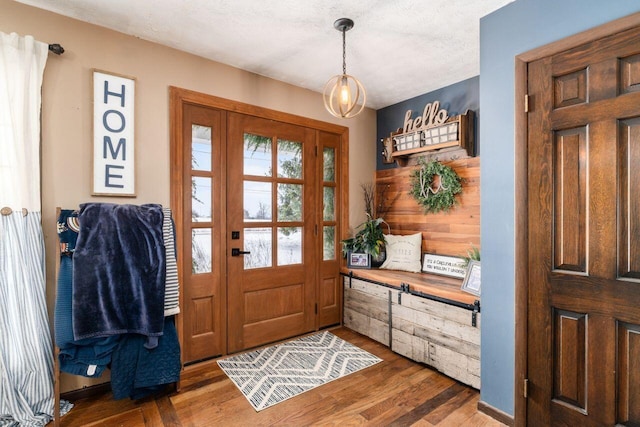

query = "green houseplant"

[
  {"left": 341, "top": 214, "right": 387, "bottom": 259},
  {"left": 462, "top": 244, "right": 481, "bottom": 266},
  {"left": 341, "top": 184, "right": 389, "bottom": 266}
]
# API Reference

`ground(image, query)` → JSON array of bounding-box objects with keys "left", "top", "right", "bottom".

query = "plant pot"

[{"left": 371, "top": 250, "right": 386, "bottom": 268}]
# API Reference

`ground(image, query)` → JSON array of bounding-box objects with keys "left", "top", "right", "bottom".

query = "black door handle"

[{"left": 231, "top": 248, "right": 251, "bottom": 256}]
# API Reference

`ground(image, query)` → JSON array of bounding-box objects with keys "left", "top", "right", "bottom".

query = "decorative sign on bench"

[{"left": 422, "top": 254, "right": 467, "bottom": 278}]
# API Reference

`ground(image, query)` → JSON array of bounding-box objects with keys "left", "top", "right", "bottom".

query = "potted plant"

[
  {"left": 342, "top": 184, "right": 389, "bottom": 267},
  {"left": 462, "top": 244, "right": 481, "bottom": 266}
]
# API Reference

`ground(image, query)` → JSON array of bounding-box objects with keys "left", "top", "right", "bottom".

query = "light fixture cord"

[{"left": 342, "top": 28, "right": 347, "bottom": 75}]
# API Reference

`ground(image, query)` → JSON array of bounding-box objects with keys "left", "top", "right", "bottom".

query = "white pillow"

[{"left": 380, "top": 233, "right": 423, "bottom": 273}]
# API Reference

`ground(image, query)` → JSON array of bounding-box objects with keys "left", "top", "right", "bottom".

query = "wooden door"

[
  {"left": 180, "top": 103, "right": 225, "bottom": 363},
  {"left": 527, "top": 26, "right": 640, "bottom": 425},
  {"left": 317, "top": 131, "right": 343, "bottom": 328},
  {"left": 227, "top": 112, "right": 317, "bottom": 353}
]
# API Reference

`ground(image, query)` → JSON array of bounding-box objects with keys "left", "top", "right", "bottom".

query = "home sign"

[{"left": 92, "top": 70, "right": 136, "bottom": 196}]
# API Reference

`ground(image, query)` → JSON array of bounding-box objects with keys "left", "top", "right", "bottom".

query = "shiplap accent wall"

[{"left": 376, "top": 156, "right": 480, "bottom": 258}]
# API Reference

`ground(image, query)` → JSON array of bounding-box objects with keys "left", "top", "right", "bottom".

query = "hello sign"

[
  {"left": 389, "top": 100, "right": 474, "bottom": 165},
  {"left": 402, "top": 100, "right": 449, "bottom": 134},
  {"left": 92, "top": 70, "right": 136, "bottom": 196}
]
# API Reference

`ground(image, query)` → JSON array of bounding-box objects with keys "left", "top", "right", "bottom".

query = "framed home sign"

[
  {"left": 461, "top": 260, "right": 481, "bottom": 296},
  {"left": 92, "top": 69, "right": 136, "bottom": 196},
  {"left": 347, "top": 252, "right": 371, "bottom": 269}
]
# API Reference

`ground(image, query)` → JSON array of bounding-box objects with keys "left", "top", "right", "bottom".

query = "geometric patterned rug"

[{"left": 217, "top": 331, "right": 382, "bottom": 411}]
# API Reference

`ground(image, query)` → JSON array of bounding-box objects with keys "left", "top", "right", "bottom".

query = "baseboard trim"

[
  {"left": 478, "top": 400, "right": 514, "bottom": 426},
  {"left": 60, "top": 382, "right": 111, "bottom": 402}
]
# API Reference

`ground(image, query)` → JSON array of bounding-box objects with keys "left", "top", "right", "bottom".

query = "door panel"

[
  {"left": 527, "top": 25, "right": 640, "bottom": 425},
  {"left": 317, "top": 131, "right": 342, "bottom": 328},
  {"left": 553, "top": 127, "right": 587, "bottom": 273},
  {"left": 181, "top": 103, "right": 224, "bottom": 363},
  {"left": 227, "top": 112, "right": 316, "bottom": 353},
  {"left": 552, "top": 309, "right": 586, "bottom": 411},
  {"left": 618, "top": 322, "right": 640, "bottom": 424},
  {"left": 619, "top": 118, "right": 640, "bottom": 279}
]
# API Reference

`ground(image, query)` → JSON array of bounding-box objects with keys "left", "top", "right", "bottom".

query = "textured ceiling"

[{"left": 16, "top": 0, "right": 513, "bottom": 109}]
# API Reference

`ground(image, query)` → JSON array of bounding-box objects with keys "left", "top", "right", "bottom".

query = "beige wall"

[{"left": 2, "top": 0, "right": 376, "bottom": 392}]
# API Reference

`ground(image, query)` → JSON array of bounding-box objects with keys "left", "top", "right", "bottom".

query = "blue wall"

[
  {"left": 480, "top": 0, "right": 640, "bottom": 416},
  {"left": 376, "top": 77, "right": 479, "bottom": 170}
]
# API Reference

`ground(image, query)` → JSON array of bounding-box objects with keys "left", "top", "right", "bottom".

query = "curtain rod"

[{"left": 48, "top": 43, "right": 64, "bottom": 55}]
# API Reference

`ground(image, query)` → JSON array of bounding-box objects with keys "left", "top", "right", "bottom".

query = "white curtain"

[{"left": 0, "top": 32, "right": 54, "bottom": 426}]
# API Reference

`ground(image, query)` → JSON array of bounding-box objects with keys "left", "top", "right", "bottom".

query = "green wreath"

[{"left": 410, "top": 159, "right": 463, "bottom": 214}]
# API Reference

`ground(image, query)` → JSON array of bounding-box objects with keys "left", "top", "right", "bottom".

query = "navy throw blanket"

[
  {"left": 110, "top": 316, "right": 181, "bottom": 400},
  {"left": 55, "top": 209, "right": 119, "bottom": 377},
  {"left": 72, "top": 203, "right": 166, "bottom": 343}
]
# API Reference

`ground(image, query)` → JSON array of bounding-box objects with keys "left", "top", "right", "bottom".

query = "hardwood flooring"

[{"left": 54, "top": 327, "right": 505, "bottom": 426}]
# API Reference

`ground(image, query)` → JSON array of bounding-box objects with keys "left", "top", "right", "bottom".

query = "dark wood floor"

[{"left": 54, "top": 327, "right": 505, "bottom": 426}]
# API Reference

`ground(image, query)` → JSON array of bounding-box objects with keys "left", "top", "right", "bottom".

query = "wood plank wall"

[{"left": 375, "top": 156, "right": 480, "bottom": 258}]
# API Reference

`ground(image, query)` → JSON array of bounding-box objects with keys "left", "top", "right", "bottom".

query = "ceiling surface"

[{"left": 16, "top": 0, "right": 513, "bottom": 109}]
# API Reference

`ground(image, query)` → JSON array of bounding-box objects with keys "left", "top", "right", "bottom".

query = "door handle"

[{"left": 231, "top": 248, "right": 251, "bottom": 256}]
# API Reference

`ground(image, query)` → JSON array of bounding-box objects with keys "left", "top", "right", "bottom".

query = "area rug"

[{"left": 217, "top": 331, "right": 382, "bottom": 411}]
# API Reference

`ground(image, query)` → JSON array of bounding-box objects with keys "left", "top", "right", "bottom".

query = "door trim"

[
  {"left": 513, "top": 12, "right": 640, "bottom": 426},
  {"left": 169, "top": 87, "right": 349, "bottom": 359}
]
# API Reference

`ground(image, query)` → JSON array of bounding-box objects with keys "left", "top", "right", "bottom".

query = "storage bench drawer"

[{"left": 343, "top": 274, "right": 481, "bottom": 389}]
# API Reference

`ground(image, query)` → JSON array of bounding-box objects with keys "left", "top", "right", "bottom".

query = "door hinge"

[
  {"left": 315, "top": 146, "right": 318, "bottom": 157},
  {"left": 315, "top": 224, "right": 318, "bottom": 236},
  {"left": 523, "top": 378, "right": 529, "bottom": 398},
  {"left": 524, "top": 94, "right": 530, "bottom": 113},
  {"left": 315, "top": 303, "right": 318, "bottom": 314}
]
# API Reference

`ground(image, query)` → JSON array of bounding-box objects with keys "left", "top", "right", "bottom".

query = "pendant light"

[{"left": 323, "top": 18, "right": 366, "bottom": 118}]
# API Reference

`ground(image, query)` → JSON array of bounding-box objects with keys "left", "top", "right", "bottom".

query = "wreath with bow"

[{"left": 410, "top": 159, "right": 463, "bottom": 214}]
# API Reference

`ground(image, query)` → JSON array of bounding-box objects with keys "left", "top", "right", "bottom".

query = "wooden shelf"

[{"left": 390, "top": 110, "right": 475, "bottom": 167}]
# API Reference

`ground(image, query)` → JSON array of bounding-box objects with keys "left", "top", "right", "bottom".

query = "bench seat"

[{"left": 341, "top": 267, "right": 481, "bottom": 389}]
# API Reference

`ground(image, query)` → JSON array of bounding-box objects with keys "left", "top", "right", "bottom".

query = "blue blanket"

[
  {"left": 56, "top": 255, "right": 118, "bottom": 377},
  {"left": 72, "top": 203, "right": 166, "bottom": 342},
  {"left": 55, "top": 209, "right": 118, "bottom": 377},
  {"left": 110, "top": 316, "right": 181, "bottom": 400}
]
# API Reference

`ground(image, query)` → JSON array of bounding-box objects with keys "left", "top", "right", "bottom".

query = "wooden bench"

[{"left": 341, "top": 267, "right": 481, "bottom": 389}]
